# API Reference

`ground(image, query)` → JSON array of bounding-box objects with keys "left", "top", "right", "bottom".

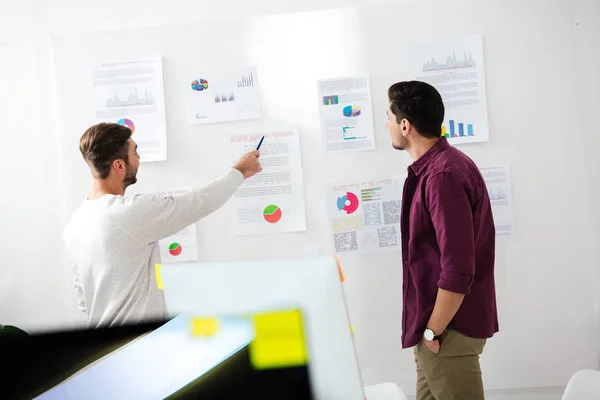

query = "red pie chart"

[
  {"left": 169, "top": 242, "right": 182, "bottom": 256},
  {"left": 263, "top": 205, "right": 282, "bottom": 224}
]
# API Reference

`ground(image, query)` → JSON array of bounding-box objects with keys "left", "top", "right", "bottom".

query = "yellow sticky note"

[
  {"left": 191, "top": 317, "right": 219, "bottom": 336},
  {"left": 155, "top": 264, "right": 163, "bottom": 290},
  {"left": 333, "top": 254, "right": 346, "bottom": 283},
  {"left": 249, "top": 310, "right": 308, "bottom": 370},
  {"left": 350, "top": 324, "right": 354, "bottom": 335}
]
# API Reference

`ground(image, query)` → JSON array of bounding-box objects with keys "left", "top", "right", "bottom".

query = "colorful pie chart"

[
  {"left": 336, "top": 192, "right": 359, "bottom": 214},
  {"left": 263, "top": 205, "right": 282, "bottom": 224},
  {"left": 343, "top": 105, "right": 361, "bottom": 117},
  {"left": 169, "top": 242, "right": 182, "bottom": 256},
  {"left": 191, "top": 79, "right": 209, "bottom": 91},
  {"left": 117, "top": 118, "right": 135, "bottom": 134}
]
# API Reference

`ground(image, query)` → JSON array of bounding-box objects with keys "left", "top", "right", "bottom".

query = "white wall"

[
  {"left": 570, "top": 0, "right": 600, "bottom": 368},
  {"left": 0, "top": 0, "right": 414, "bottom": 331},
  {"left": 0, "top": 0, "right": 598, "bottom": 394},
  {"left": 0, "top": 0, "right": 78, "bottom": 332}
]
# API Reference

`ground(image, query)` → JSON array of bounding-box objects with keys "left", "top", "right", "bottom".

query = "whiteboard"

[{"left": 50, "top": 0, "right": 598, "bottom": 393}]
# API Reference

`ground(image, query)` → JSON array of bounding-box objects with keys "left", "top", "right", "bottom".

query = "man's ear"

[
  {"left": 112, "top": 159, "right": 125, "bottom": 175},
  {"left": 401, "top": 119, "right": 411, "bottom": 136}
]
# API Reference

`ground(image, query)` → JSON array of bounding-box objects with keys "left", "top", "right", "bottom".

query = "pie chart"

[
  {"left": 117, "top": 118, "right": 135, "bottom": 134},
  {"left": 263, "top": 205, "right": 282, "bottom": 224},
  {"left": 169, "top": 242, "right": 182, "bottom": 256},
  {"left": 336, "top": 192, "right": 359, "bottom": 214},
  {"left": 191, "top": 79, "right": 209, "bottom": 91},
  {"left": 343, "top": 105, "right": 361, "bottom": 117}
]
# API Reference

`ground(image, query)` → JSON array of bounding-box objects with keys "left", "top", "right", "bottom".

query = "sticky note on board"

[
  {"left": 350, "top": 324, "right": 354, "bottom": 335},
  {"left": 155, "top": 264, "right": 163, "bottom": 290},
  {"left": 249, "top": 310, "right": 308, "bottom": 370},
  {"left": 191, "top": 317, "right": 219, "bottom": 336},
  {"left": 333, "top": 254, "right": 346, "bottom": 282}
]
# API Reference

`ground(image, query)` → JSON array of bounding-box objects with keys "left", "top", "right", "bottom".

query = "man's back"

[
  {"left": 427, "top": 144, "right": 497, "bottom": 269},
  {"left": 64, "top": 195, "right": 166, "bottom": 328},
  {"left": 401, "top": 138, "right": 498, "bottom": 347},
  {"left": 389, "top": 80, "right": 495, "bottom": 399},
  {"left": 67, "top": 122, "right": 258, "bottom": 329}
]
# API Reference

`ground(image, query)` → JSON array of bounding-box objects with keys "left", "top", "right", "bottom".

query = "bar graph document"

[
  {"left": 412, "top": 35, "right": 490, "bottom": 145},
  {"left": 480, "top": 164, "right": 514, "bottom": 235},
  {"left": 317, "top": 76, "right": 376, "bottom": 153},
  {"left": 185, "top": 67, "right": 261, "bottom": 125},
  {"left": 92, "top": 57, "right": 168, "bottom": 162}
]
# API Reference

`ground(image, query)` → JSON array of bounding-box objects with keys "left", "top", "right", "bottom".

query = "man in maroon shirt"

[{"left": 386, "top": 81, "right": 498, "bottom": 400}]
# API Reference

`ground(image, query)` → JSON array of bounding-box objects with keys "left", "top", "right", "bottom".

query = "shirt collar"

[{"left": 409, "top": 137, "right": 450, "bottom": 176}]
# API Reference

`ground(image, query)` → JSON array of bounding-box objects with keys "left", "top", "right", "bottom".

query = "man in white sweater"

[{"left": 64, "top": 122, "right": 262, "bottom": 328}]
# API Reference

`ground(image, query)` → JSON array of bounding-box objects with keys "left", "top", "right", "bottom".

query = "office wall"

[
  {"left": 0, "top": 0, "right": 415, "bottom": 331},
  {"left": 570, "top": 0, "right": 600, "bottom": 368},
  {"left": 0, "top": 0, "right": 77, "bottom": 331},
  {"left": 0, "top": 0, "right": 598, "bottom": 395}
]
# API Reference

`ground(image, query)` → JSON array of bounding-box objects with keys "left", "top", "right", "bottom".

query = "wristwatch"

[{"left": 423, "top": 328, "right": 441, "bottom": 342}]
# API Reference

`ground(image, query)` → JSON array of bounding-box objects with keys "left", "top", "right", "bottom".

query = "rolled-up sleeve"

[{"left": 426, "top": 172, "right": 475, "bottom": 294}]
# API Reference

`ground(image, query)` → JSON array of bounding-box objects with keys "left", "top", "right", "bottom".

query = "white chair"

[
  {"left": 562, "top": 369, "right": 600, "bottom": 400},
  {"left": 364, "top": 382, "right": 408, "bottom": 400}
]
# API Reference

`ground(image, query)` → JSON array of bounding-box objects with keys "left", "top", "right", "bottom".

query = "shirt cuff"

[{"left": 438, "top": 270, "right": 473, "bottom": 295}]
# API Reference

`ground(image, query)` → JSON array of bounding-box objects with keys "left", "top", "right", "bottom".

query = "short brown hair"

[{"left": 79, "top": 123, "right": 132, "bottom": 179}]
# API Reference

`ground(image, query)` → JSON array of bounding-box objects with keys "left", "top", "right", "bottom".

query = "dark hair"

[
  {"left": 388, "top": 81, "right": 445, "bottom": 139},
  {"left": 79, "top": 123, "right": 132, "bottom": 179}
]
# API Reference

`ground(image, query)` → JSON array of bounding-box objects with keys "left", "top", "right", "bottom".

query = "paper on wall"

[
  {"left": 412, "top": 34, "right": 490, "bottom": 145},
  {"left": 228, "top": 128, "right": 306, "bottom": 236},
  {"left": 317, "top": 76, "right": 376, "bottom": 152},
  {"left": 185, "top": 67, "right": 261, "bottom": 125},
  {"left": 92, "top": 57, "right": 168, "bottom": 162},
  {"left": 328, "top": 177, "right": 403, "bottom": 256},
  {"left": 480, "top": 164, "right": 514, "bottom": 236},
  {"left": 157, "top": 189, "right": 200, "bottom": 263}
]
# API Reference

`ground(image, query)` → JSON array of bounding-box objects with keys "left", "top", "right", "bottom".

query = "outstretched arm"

[{"left": 129, "top": 150, "right": 262, "bottom": 243}]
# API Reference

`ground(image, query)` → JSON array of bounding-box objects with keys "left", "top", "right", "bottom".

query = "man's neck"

[
  {"left": 407, "top": 137, "right": 440, "bottom": 162},
  {"left": 88, "top": 179, "right": 125, "bottom": 199}
]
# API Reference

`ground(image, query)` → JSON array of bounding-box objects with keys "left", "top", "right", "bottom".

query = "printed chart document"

[
  {"left": 412, "top": 35, "right": 489, "bottom": 145},
  {"left": 480, "top": 165, "right": 514, "bottom": 235},
  {"left": 317, "top": 76, "right": 376, "bottom": 152},
  {"left": 157, "top": 189, "right": 200, "bottom": 263},
  {"left": 228, "top": 128, "right": 306, "bottom": 236},
  {"left": 185, "top": 67, "right": 261, "bottom": 125},
  {"left": 328, "top": 178, "right": 403, "bottom": 256},
  {"left": 92, "top": 57, "right": 167, "bottom": 162}
]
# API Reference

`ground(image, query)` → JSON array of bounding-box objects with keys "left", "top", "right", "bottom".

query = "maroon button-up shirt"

[{"left": 401, "top": 137, "right": 499, "bottom": 349}]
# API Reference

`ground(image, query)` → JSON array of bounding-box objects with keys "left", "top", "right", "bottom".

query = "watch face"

[{"left": 424, "top": 329, "right": 434, "bottom": 341}]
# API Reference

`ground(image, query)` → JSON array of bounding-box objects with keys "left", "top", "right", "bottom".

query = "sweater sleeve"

[{"left": 124, "top": 168, "right": 244, "bottom": 243}]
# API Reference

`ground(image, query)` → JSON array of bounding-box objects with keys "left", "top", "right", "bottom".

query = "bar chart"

[
  {"left": 323, "top": 95, "right": 339, "bottom": 106},
  {"left": 442, "top": 120, "right": 475, "bottom": 138},
  {"left": 214, "top": 93, "right": 235, "bottom": 103},
  {"left": 361, "top": 187, "right": 382, "bottom": 202},
  {"left": 237, "top": 72, "right": 254, "bottom": 88}
]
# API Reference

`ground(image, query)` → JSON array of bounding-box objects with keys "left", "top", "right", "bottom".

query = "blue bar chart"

[{"left": 442, "top": 120, "right": 475, "bottom": 138}]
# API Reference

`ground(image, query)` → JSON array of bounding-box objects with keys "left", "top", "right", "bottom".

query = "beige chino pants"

[{"left": 413, "top": 329, "right": 487, "bottom": 400}]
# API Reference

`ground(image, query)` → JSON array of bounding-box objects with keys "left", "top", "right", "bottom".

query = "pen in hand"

[{"left": 256, "top": 135, "right": 265, "bottom": 150}]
